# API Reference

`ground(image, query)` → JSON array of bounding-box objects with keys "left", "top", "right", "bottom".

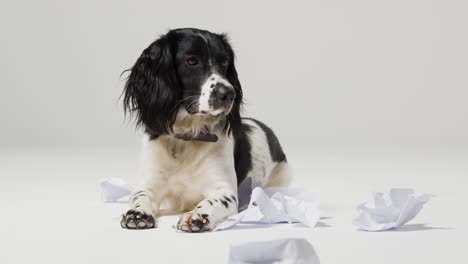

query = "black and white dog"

[{"left": 121, "top": 28, "right": 289, "bottom": 232}]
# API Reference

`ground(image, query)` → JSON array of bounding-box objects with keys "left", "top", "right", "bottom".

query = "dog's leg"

[
  {"left": 121, "top": 138, "right": 167, "bottom": 229},
  {"left": 175, "top": 137, "right": 239, "bottom": 232},
  {"left": 177, "top": 189, "right": 238, "bottom": 232},
  {"left": 120, "top": 187, "right": 161, "bottom": 229}
]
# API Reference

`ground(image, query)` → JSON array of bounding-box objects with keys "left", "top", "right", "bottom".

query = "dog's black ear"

[
  {"left": 123, "top": 33, "right": 180, "bottom": 136},
  {"left": 220, "top": 34, "right": 243, "bottom": 138}
]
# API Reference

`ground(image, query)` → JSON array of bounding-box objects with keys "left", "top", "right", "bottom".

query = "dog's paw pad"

[
  {"left": 177, "top": 211, "right": 211, "bottom": 232},
  {"left": 121, "top": 209, "right": 155, "bottom": 229}
]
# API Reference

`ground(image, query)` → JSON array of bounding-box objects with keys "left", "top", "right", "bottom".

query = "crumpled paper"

[
  {"left": 353, "top": 188, "right": 433, "bottom": 231},
  {"left": 228, "top": 238, "right": 320, "bottom": 264},
  {"left": 99, "top": 177, "right": 133, "bottom": 202},
  {"left": 214, "top": 187, "right": 320, "bottom": 231}
]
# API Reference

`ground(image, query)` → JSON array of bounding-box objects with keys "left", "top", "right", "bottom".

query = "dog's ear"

[
  {"left": 123, "top": 32, "right": 180, "bottom": 136},
  {"left": 220, "top": 34, "right": 243, "bottom": 138}
]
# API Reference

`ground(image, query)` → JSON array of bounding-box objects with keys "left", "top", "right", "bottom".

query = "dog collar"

[{"left": 174, "top": 132, "right": 218, "bottom": 142}]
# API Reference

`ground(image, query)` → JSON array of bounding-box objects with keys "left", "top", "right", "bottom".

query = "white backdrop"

[
  {"left": 1, "top": 2, "right": 468, "bottom": 263},
  {"left": 1, "top": 0, "right": 467, "bottom": 151}
]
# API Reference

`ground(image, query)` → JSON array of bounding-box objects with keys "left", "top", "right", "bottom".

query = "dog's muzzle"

[
  {"left": 198, "top": 74, "right": 235, "bottom": 116},
  {"left": 207, "top": 83, "right": 235, "bottom": 110}
]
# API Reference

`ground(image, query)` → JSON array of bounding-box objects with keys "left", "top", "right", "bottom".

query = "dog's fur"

[{"left": 121, "top": 28, "right": 290, "bottom": 232}]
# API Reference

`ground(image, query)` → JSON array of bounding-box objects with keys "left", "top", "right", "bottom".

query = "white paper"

[
  {"left": 214, "top": 187, "right": 320, "bottom": 231},
  {"left": 353, "top": 188, "right": 433, "bottom": 231},
  {"left": 228, "top": 238, "right": 320, "bottom": 264},
  {"left": 99, "top": 177, "right": 134, "bottom": 202}
]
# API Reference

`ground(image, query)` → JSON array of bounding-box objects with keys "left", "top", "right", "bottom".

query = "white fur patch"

[
  {"left": 172, "top": 108, "right": 225, "bottom": 136},
  {"left": 198, "top": 73, "right": 231, "bottom": 113}
]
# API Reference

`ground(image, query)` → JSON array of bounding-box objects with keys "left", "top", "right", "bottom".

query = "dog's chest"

[{"left": 160, "top": 139, "right": 222, "bottom": 209}]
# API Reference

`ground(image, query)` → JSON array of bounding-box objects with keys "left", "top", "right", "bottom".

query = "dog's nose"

[{"left": 213, "top": 84, "right": 235, "bottom": 103}]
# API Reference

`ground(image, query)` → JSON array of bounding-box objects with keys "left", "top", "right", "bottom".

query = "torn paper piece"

[
  {"left": 353, "top": 188, "right": 433, "bottom": 231},
  {"left": 99, "top": 177, "right": 134, "bottom": 202},
  {"left": 228, "top": 238, "right": 320, "bottom": 264},
  {"left": 214, "top": 187, "right": 320, "bottom": 231}
]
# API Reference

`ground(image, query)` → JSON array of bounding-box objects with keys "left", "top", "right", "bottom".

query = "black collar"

[{"left": 174, "top": 132, "right": 218, "bottom": 142}]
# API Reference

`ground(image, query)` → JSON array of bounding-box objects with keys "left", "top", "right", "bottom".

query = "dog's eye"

[
  {"left": 221, "top": 59, "right": 229, "bottom": 68},
  {"left": 186, "top": 56, "right": 199, "bottom": 66}
]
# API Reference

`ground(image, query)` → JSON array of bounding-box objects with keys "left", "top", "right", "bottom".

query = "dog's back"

[{"left": 235, "top": 118, "right": 290, "bottom": 188}]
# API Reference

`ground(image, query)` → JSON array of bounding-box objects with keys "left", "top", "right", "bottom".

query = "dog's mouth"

[
  {"left": 186, "top": 104, "right": 230, "bottom": 117},
  {"left": 201, "top": 108, "right": 230, "bottom": 117}
]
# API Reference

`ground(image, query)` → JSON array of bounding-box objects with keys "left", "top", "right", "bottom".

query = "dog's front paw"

[
  {"left": 121, "top": 209, "right": 155, "bottom": 229},
  {"left": 177, "top": 211, "right": 212, "bottom": 232}
]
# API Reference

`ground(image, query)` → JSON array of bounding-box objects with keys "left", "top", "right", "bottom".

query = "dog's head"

[{"left": 123, "top": 28, "right": 243, "bottom": 138}]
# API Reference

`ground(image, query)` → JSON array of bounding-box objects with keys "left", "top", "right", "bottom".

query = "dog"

[{"left": 120, "top": 28, "right": 290, "bottom": 232}]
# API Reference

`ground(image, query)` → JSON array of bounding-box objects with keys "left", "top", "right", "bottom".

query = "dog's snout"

[
  {"left": 198, "top": 74, "right": 236, "bottom": 114},
  {"left": 213, "top": 84, "right": 235, "bottom": 103}
]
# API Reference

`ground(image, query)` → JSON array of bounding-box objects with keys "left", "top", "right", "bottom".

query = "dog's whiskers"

[{"left": 171, "top": 96, "right": 199, "bottom": 112}]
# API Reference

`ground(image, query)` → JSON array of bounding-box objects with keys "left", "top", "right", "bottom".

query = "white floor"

[{"left": 1, "top": 147, "right": 467, "bottom": 263}]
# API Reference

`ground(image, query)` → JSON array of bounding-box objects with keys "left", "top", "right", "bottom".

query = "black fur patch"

[
  {"left": 243, "top": 118, "right": 287, "bottom": 162},
  {"left": 145, "top": 129, "right": 160, "bottom": 141},
  {"left": 220, "top": 199, "right": 229, "bottom": 208},
  {"left": 208, "top": 200, "right": 213, "bottom": 206},
  {"left": 122, "top": 31, "right": 181, "bottom": 136},
  {"left": 234, "top": 122, "right": 253, "bottom": 185},
  {"left": 223, "top": 195, "right": 232, "bottom": 202},
  {"left": 130, "top": 191, "right": 147, "bottom": 204}
]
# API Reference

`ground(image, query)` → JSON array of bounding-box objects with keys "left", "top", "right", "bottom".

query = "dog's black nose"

[{"left": 213, "top": 84, "right": 235, "bottom": 103}]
